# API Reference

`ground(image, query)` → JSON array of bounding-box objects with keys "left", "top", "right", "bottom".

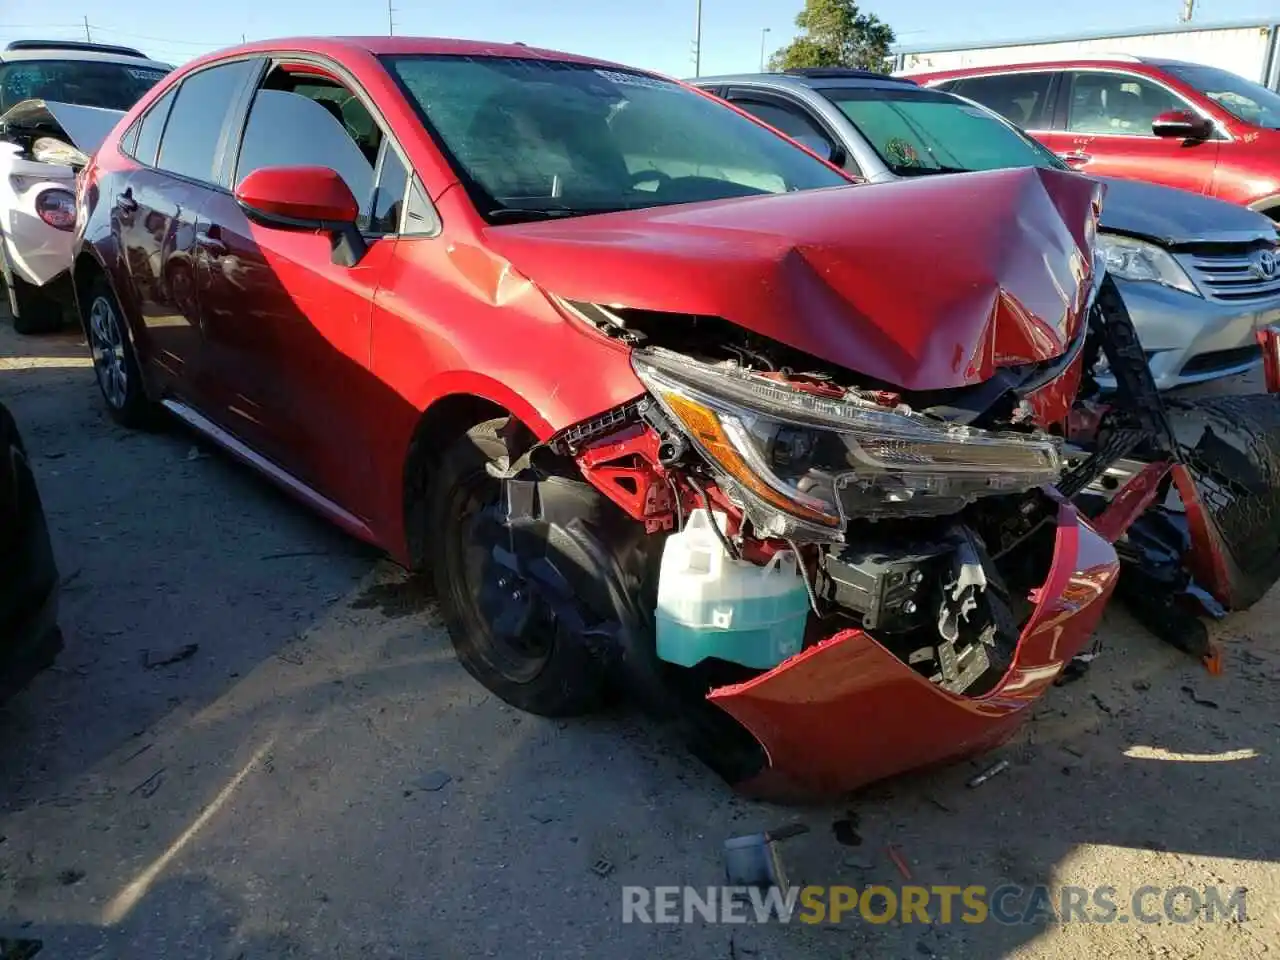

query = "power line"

[{"left": 86, "top": 24, "right": 242, "bottom": 47}]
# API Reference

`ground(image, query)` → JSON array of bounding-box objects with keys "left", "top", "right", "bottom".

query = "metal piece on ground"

[{"left": 966, "top": 759, "right": 1010, "bottom": 788}]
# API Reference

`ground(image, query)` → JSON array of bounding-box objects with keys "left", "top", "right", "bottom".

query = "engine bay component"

[
  {"left": 655, "top": 508, "right": 809, "bottom": 670},
  {"left": 820, "top": 535, "right": 951, "bottom": 633},
  {"left": 632, "top": 347, "right": 1064, "bottom": 540}
]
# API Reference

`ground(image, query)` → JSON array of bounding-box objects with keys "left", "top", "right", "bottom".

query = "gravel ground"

[{"left": 1, "top": 314, "right": 1278, "bottom": 959}]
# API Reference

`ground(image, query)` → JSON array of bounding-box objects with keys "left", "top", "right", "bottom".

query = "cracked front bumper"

[{"left": 707, "top": 502, "right": 1118, "bottom": 801}]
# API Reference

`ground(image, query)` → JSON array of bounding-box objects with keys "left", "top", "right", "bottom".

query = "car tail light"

[
  {"left": 1258, "top": 326, "right": 1280, "bottom": 394},
  {"left": 35, "top": 188, "right": 76, "bottom": 231}
]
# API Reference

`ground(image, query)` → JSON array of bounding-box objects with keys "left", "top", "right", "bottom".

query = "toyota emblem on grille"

[{"left": 1254, "top": 249, "right": 1278, "bottom": 280}]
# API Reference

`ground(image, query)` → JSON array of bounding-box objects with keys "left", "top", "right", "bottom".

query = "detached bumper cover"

[{"left": 708, "top": 503, "right": 1118, "bottom": 800}]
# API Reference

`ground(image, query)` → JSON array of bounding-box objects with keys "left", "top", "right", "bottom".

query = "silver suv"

[{"left": 691, "top": 69, "right": 1280, "bottom": 391}]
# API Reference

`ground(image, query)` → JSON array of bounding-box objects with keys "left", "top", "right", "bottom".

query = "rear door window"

[
  {"left": 128, "top": 87, "right": 176, "bottom": 166},
  {"left": 156, "top": 60, "right": 257, "bottom": 183},
  {"left": 951, "top": 72, "right": 1055, "bottom": 129}
]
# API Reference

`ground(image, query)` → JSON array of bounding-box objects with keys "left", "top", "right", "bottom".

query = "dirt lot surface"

[{"left": 1, "top": 313, "right": 1278, "bottom": 959}]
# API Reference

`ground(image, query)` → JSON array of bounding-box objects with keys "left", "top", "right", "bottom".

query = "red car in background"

[
  {"left": 910, "top": 57, "right": 1280, "bottom": 219},
  {"left": 72, "top": 36, "right": 1256, "bottom": 801}
]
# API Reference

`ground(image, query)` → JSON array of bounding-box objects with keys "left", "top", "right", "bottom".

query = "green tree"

[{"left": 768, "top": 0, "right": 896, "bottom": 73}]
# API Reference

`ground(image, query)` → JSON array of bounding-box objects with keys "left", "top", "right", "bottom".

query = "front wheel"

[
  {"left": 83, "top": 276, "right": 153, "bottom": 427},
  {"left": 426, "top": 418, "right": 611, "bottom": 717}
]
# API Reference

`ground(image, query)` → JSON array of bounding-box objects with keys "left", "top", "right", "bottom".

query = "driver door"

[
  {"left": 195, "top": 62, "right": 405, "bottom": 518},
  {"left": 1046, "top": 70, "right": 1219, "bottom": 194}
]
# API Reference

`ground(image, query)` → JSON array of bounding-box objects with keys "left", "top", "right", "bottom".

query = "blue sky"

[{"left": 3, "top": 0, "right": 1278, "bottom": 77}]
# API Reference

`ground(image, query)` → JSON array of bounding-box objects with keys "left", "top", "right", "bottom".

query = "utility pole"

[
  {"left": 1180, "top": 0, "right": 1194, "bottom": 21},
  {"left": 692, "top": 0, "right": 702, "bottom": 77},
  {"left": 83, "top": 16, "right": 91, "bottom": 42},
  {"left": 388, "top": 0, "right": 396, "bottom": 36},
  {"left": 759, "top": 27, "right": 770, "bottom": 71}
]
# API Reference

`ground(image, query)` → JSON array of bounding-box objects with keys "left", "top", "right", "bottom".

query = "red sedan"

[{"left": 73, "top": 37, "right": 1114, "bottom": 799}]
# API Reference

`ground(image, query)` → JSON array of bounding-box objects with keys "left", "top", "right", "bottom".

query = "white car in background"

[{"left": 0, "top": 40, "right": 169, "bottom": 333}]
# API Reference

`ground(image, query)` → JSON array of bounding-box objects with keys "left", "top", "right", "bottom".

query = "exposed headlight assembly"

[
  {"left": 1097, "top": 233, "right": 1199, "bottom": 296},
  {"left": 633, "top": 349, "right": 1063, "bottom": 541}
]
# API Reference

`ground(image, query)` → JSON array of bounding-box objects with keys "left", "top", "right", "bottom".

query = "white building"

[{"left": 892, "top": 19, "right": 1280, "bottom": 90}]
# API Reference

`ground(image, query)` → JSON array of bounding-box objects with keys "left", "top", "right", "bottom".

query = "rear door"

[
  {"left": 942, "top": 70, "right": 1059, "bottom": 148},
  {"left": 722, "top": 87, "right": 854, "bottom": 174},
  {"left": 1051, "top": 69, "right": 1219, "bottom": 193},
  {"left": 196, "top": 59, "right": 406, "bottom": 517},
  {"left": 114, "top": 59, "right": 260, "bottom": 398}
]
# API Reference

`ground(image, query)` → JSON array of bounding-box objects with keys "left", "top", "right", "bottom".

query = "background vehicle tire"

[
  {"left": 427, "top": 417, "right": 611, "bottom": 717},
  {"left": 82, "top": 276, "right": 153, "bottom": 427},
  {"left": 1166, "top": 394, "right": 1280, "bottom": 610},
  {"left": 9, "top": 277, "right": 65, "bottom": 335}
]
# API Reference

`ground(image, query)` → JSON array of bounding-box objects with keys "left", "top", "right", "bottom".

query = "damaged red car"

[{"left": 71, "top": 38, "right": 1276, "bottom": 801}]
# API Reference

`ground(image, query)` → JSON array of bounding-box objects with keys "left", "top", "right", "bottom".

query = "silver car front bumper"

[{"left": 1094, "top": 276, "right": 1280, "bottom": 392}]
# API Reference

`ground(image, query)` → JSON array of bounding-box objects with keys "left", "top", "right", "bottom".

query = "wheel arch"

[
  {"left": 71, "top": 249, "right": 106, "bottom": 339},
  {"left": 401, "top": 392, "right": 524, "bottom": 571}
]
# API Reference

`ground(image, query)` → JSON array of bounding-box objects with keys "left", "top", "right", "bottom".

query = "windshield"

[
  {"left": 824, "top": 86, "right": 1066, "bottom": 176},
  {"left": 384, "top": 55, "right": 849, "bottom": 221},
  {"left": 1164, "top": 63, "right": 1280, "bottom": 130},
  {"left": 0, "top": 59, "right": 168, "bottom": 113}
]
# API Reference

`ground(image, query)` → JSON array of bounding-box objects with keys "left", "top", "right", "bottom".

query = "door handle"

[
  {"left": 1058, "top": 151, "right": 1092, "bottom": 167},
  {"left": 195, "top": 227, "right": 226, "bottom": 257},
  {"left": 115, "top": 187, "right": 138, "bottom": 213}
]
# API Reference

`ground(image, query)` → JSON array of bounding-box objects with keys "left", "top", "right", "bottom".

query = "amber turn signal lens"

[{"left": 662, "top": 391, "right": 841, "bottom": 527}]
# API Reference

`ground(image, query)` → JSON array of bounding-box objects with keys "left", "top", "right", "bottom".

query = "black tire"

[
  {"left": 1166, "top": 394, "right": 1280, "bottom": 610},
  {"left": 82, "top": 275, "right": 153, "bottom": 428},
  {"left": 427, "top": 417, "right": 610, "bottom": 717},
  {"left": 10, "top": 276, "right": 65, "bottom": 335}
]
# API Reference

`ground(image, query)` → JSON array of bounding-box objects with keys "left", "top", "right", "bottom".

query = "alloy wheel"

[{"left": 88, "top": 295, "right": 128, "bottom": 409}]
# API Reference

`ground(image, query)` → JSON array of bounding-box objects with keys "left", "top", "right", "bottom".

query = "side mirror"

[
  {"left": 234, "top": 165, "right": 366, "bottom": 266},
  {"left": 1151, "top": 109, "right": 1212, "bottom": 141}
]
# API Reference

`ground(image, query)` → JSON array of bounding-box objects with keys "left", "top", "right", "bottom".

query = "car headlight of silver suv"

[
  {"left": 1097, "top": 232, "right": 1199, "bottom": 296},
  {"left": 632, "top": 348, "right": 1063, "bottom": 541}
]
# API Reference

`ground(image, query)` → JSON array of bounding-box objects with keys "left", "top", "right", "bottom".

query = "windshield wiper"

[
  {"left": 892, "top": 164, "right": 969, "bottom": 176},
  {"left": 488, "top": 205, "right": 633, "bottom": 222}
]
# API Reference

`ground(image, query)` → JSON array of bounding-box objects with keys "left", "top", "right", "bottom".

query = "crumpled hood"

[
  {"left": 1097, "top": 176, "right": 1278, "bottom": 248},
  {"left": 0, "top": 98, "right": 124, "bottom": 154},
  {"left": 483, "top": 166, "right": 1103, "bottom": 391}
]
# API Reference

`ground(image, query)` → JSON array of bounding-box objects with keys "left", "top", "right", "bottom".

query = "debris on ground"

[
  {"left": 184, "top": 446, "right": 207, "bottom": 461},
  {"left": 967, "top": 759, "right": 1010, "bottom": 788},
  {"left": 590, "top": 857, "right": 615, "bottom": 878},
  {"left": 723, "top": 833, "right": 789, "bottom": 890},
  {"left": 1181, "top": 685, "right": 1220, "bottom": 709},
  {"left": 55, "top": 868, "right": 84, "bottom": 886},
  {"left": 926, "top": 795, "right": 953, "bottom": 813},
  {"left": 887, "top": 844, "right": 913, "bottom": 880},
  {"left": 129, "top": 768, "right": 165, "bottom": 798},
  {"left": 1132, "top": 678, "right": 1151, "bottom": 691},
  {"left": 142, "top": 643, "right": 199, "bottom": 669},
  {"left": 1055, "top": 651, "right": 1100, "bottom": 685},
  {"left": 415, "top": 770, "right": 452, "bottom": 792}
]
